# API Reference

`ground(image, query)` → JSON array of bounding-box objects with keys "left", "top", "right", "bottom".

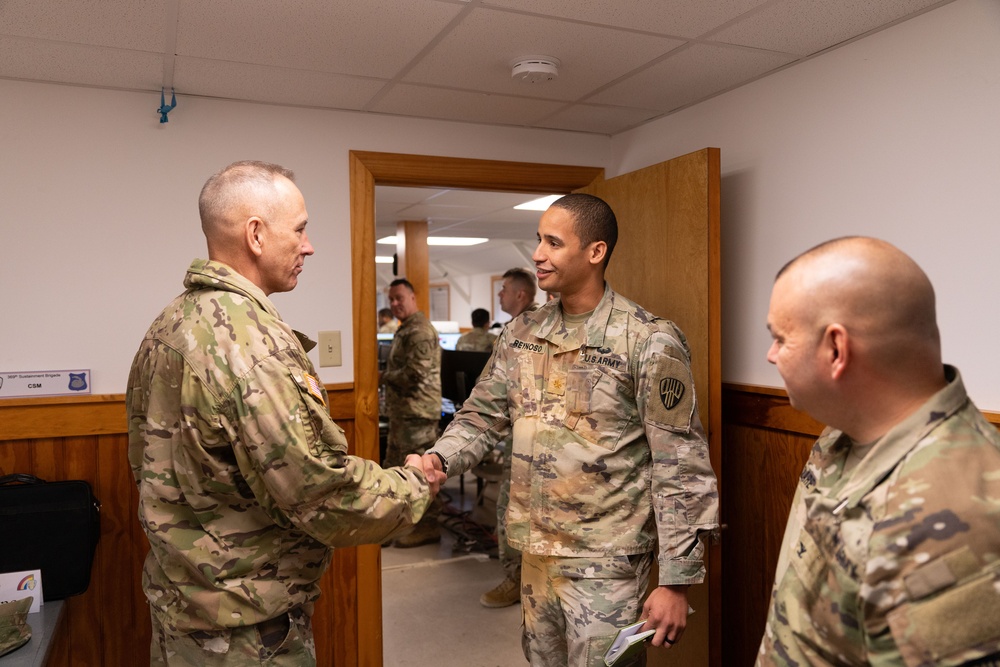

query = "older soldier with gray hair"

[
  {"left": 127, "top": 161, "right": 442, "bottom": 666},
  {"left": 759, "top": 236, "right": 1000, "bottom": 666},
  {"left": 424, "top": 193, "right": 719, "bottom": 666}
]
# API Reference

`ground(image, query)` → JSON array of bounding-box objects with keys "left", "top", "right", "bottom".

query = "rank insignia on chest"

[
  {"left": 659, "top": 377, "right": 685, "bottom": 410},
  {"left": 303, "top": 372, "right": 326, "bottom": 406}
]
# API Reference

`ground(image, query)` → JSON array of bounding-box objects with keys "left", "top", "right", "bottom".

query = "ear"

[
  {"left": 823, "top": 323, "right": 850, "bottom": 379},
  {"left": 588, "top": 240, "right": 607, "bottom": 267},
  {"left": 246, "top": 217, "right": 265, "bottom": 257}
]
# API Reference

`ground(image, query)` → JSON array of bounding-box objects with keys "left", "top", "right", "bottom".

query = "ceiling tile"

[
  {"left": 428, "top": 190, "right": 540, "bottom": 208},
  {"left": 535, "top": 103, "right": 663, "bottom": 135},
  {"left": 0, "top": 0, "right": 168, "bottom": 51},
  {"left": 588, "top": 42, "right": 795, "bottom": 112},
  {"left": 174, "top": 57, "right": 385, "bottom": 108},
  {"left": 709, "top": 0, "right": 944, "bottom": 56},
  {"left": 403, "top": 6, "right": 685, "bottom": 101},
  {"left": 0, "top": 37, "right": 162, "bottom": 90},
  {"left": 371, "top": 83, "right": 565, "bottom": 126},
  {"left": 482, "top": 0, "right": 771, "bottom": 38},
  {"left": 176, "top": 0, "right": 465, "bottom": 78},
  {"left": 376, "top": 186, "right": 449, "bottom": 204}
]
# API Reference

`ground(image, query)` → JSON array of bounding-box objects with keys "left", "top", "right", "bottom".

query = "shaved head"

[
  {"left": 777, "top": 236, "right": 940, "bottom": 370},
  {"left": 768, "top": 236, "right": 946, "bottom": 439}
]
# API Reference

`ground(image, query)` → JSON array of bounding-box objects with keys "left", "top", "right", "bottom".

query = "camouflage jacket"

[
  {"left": 431, "top": 285, "right": 718, "bottom": 584},
  {"left": 382, "top": 311, "right": 442, "bottom": 421},
  {"left": 758, "top": 366, "right": 1000, "bottom": 667},
  {"left": 127, "top": 259, "right": 431, "bottom": 634},
  {"left": 456, "top": 327, "right": 497, "bottom": 352}
]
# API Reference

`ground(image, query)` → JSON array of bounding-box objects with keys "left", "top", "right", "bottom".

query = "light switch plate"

[{"left": 318, "top": 330, "right": 342, "bottom": 367}]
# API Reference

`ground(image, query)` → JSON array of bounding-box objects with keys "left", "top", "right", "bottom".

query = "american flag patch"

[{"left": 303, "top": 372, "right": 326, "bottom": 406}]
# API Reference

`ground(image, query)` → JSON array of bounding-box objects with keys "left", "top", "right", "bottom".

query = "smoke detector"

[{"left": 511, "top": 56, "right": 560, "bottom": 84}]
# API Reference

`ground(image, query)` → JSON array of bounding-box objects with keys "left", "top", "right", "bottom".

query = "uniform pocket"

[
  {"left": 887, "top": 569, "right": 1000, "bottom": 666},
  {"left": 566, "top": 366, "right": 632, "bottom": 450}
]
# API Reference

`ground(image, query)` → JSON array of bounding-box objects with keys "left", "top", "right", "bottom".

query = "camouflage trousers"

[
  {"left": 386, "top": 416, "right": 441, "bottom": 527},
  {"left": 497, "top": 442, "right": 521, "bottom": 580},
  {"left": 149, "top": 605, "right": 315, "bottom": 666},
  {"left": 521, "top": 552, "right": 652, "bottom": 667}
]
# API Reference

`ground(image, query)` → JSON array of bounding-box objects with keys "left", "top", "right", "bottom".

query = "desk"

[{"left": 0, "top": 600, "right": 64, "bottom": 667}]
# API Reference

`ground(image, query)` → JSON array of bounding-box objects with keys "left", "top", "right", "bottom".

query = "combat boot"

[
  {"left": 393, "top": 523, "right": 441, "bottom": 548},
  {"left": 479, "top": 576, "right": 520, "bottom": 608}
]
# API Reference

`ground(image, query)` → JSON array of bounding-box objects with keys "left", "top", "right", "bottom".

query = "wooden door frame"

[{"left": 348, "top": 151, "right": 605, "bottom": 666}]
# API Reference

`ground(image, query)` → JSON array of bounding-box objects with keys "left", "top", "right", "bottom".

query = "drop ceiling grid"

[
  {"left": 400, "top": 6, "right": 687, "bottom": 101},
  {"left": 480, "top": 0, "right": 775, "bottom": 38},
  {"left": 0, "top": 0, "right": 959, "bottom": 136},
  {"left": 174, "top": 0, "right": 466, "bottom": 78},
  {"left": 0, "top": 0, "right": 168, "bottom": 51}
]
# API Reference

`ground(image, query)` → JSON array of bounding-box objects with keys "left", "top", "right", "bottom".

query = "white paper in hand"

[{"left": 603, "top": 620, "right": 655, "bottom": 666}]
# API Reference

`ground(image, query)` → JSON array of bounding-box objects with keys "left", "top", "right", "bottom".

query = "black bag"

[{"left": 0, "top": 473, "right": 101, "bottom": 600}]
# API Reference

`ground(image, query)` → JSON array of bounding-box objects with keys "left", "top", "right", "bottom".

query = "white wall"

[
  {"left": 0, "top": 80, "right": 607, "bottom": 393},
  {"left": 4, "top": 0, "right": 998, "bottom": 409},
  {"left": 609, "top": 0, "right": 1000, "bottom": 409}
]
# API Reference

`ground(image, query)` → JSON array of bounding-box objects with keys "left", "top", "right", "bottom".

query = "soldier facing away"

[
  {"left": 759, "top": 236, "right": 1000, "bottom": 666},
  {"left": 127, "top": 161, "right": 443, "bottom": 666},
  {"left": 422, "top": 193, "right": 719, "bottom": 666}
]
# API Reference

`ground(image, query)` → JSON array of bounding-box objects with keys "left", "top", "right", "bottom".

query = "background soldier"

[
  {"left": 423, "top": 194, "right": 719, "bottom": 666},
  {"left": 456, "top": 307, "right": 496, "bottom": 352},
  {"left": 480, "top": 267, "right": 538, "bottom": 609},
  {"left": 382, "top": 277, "right": 444, "bottom": 547},
  {"left": 377, "top": 307, "right": 398, "bottom": 333},
  {"left": 127, "top": 161, "right": 441, "bottom": 666},
  {"left": 759, "top": 236, "right": 1000, "bottom": 666}
]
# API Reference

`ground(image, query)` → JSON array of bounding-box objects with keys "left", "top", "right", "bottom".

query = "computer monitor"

[
  {"left": 377, "top": 339, "right": 392, "bottom": 371},
  {"left": 438, "top": 332, "right": 462, "bottom": 351},
  {"left": 440, "top": 349, "right": 492, "bottom": 406}
]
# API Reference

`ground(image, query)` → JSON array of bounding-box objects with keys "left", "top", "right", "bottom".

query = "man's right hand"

[{"left": 404, "top": 453, "right": 445, "bottom": 496}]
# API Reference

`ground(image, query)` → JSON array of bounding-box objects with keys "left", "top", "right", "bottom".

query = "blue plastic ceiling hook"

[{"left": 158, "top": 88, "right": 177, "bottom": 123}]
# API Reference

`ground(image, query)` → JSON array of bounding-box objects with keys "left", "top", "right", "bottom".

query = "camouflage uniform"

[
  {"left": 127, "top": 259, "right": 431, "bottom": 665},
  {"left": 456, "top": 327, "right": 497, "bottom": 352},
  {"left": 382, "top": 309, "right": 442, "bottom": 463},
  {"left": 758, "top": 366, "right": 1000, "bottom": 667},
  {"left": 496, "top": 303, "right": 539, "bottom": 584},
  {"left": 382, "top": 310, "right": 442, "bottom": 529},
  {"left": 431, "top": 285, "right": 719, "bottom": 667}
]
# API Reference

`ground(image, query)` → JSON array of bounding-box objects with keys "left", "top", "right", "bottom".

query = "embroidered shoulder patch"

[
  {"left": 303, "top": 372, "right": 326, "bottom": 406},
  {"left": 645, "top": 355, "right": 694, "bottom": 431}
]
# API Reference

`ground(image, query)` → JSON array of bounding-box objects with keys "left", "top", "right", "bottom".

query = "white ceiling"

[
  {"left": 1, "top": 0, "right": 954, "bottom": 285},
  {"left": 1, "top": 0, "right": 951, "bottom": 136},
  {"left": 375, "top": 185, "right": 546, "bottom": 286}
]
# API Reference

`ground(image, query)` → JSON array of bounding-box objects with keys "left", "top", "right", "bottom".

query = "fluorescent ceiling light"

[
  {"left": 514, "top": 194, "right": 561, "bottom": 211},
  {"left": 377, "top": 236, "right": 488, "bottom": 247},
  {"left": 374, "top": 255, "right": 394, "bottom": 264}
]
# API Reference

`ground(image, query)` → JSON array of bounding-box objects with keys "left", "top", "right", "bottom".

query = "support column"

[{"left": 395, "top": 220, "right": 430, "bottom": 317}]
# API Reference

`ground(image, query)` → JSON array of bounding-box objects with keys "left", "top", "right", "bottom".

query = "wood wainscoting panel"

[
  {"left": 0, "top": 384, "right": 355, "bottom": 667},
  {"left": 721, "top": 382, "right": 1000, "bottom": 667}
]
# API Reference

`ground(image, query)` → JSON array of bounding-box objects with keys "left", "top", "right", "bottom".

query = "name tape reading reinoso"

[{"left": 0, "top": 370, "right": 91, "bottom": 399}]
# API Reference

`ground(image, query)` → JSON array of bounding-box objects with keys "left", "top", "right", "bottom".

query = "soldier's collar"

[{"left": 831, "top": 365, "right": 966, "bottom": 515}]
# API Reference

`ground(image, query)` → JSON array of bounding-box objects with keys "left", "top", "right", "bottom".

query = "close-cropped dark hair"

[
  {"left": 471, "top": 308, "right": 490, "bottom": 328},
  {"left": 389, "top": 278, "right": 414, "bottom": 293},
  {"left": 551, "top": 193, "right": 618, "bottom": 267}
]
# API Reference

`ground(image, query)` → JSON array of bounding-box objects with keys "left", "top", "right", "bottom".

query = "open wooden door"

[
  {"left": 345, "top": 149, "right": 719, "bottom": 667},
  {"left": 576, "top": 147, "right": 722, "bottom": 667}
]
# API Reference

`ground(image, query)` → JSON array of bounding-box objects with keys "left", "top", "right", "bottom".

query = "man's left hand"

[{"left": 638, "top": 585, "right": 689, "bottom": 648}]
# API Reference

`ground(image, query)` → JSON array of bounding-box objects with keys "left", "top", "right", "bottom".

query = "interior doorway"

[{"left": 345, "top": 151, "right": 605, "bottom": 667}]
